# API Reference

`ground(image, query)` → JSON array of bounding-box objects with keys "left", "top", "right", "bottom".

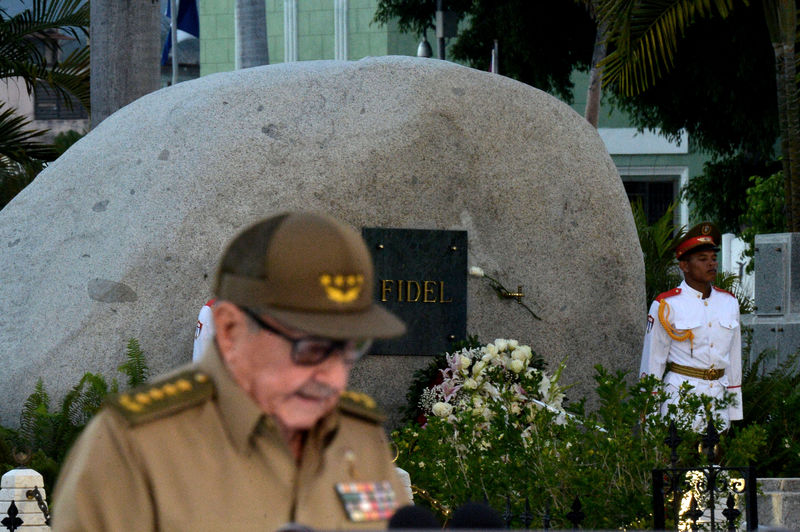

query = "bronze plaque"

[{"left": 362, "top": 227, "right": 467, "bottom": 355}]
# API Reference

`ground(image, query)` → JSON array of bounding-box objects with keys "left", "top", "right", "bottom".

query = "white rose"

[
  {"left": 460, "top": 355, "right": 472, "bottom": 369},
  {"left": 463, "top": 378, "right": 478, "bottom": 390},
  {"left": 509, "top": 359, "right": 525, "bottom": 373},
  {"left": 494, "top": 339, "right": 508, "bottom": 351},
  {"left": 469, "top": 266, "right": 485, "bottom": 277},
  {"left": 507, "top": 339, "right": 519, "bottom": 349},
  {"left": 511, "top": 348, "right": 527, "bottom": 361},
  {"left": 518, "top": 345, "right": 532, "bottom": 358},
  {"left": 431, "top": 402, "right": 453, "bottom": 418},
  {"left": 485, "top": 344, "right": 498, "bottom": 356}
]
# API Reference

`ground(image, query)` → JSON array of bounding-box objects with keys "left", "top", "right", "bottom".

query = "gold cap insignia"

[
  {"left": 319, "top": 273, "right": 364, "bottom": 303},
  {"left": 701, "top": 224, "right": 711, "bottom": 235}
]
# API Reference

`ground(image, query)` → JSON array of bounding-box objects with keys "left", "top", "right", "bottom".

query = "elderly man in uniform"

[
  {"left": 639, "top": 222, "right": 742, "bottom": 430},
  {"left": 53, "top": 212, "right": 410, "bottom": 530}
]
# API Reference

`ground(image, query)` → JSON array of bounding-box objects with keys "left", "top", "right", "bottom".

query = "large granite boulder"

[{"left": 0, "top": 57, "right": 644, "bottom": 427}]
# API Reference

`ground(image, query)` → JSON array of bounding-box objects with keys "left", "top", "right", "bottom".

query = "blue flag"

[{"left": 161, "top": 0, "right": 200, "bottom": 66}]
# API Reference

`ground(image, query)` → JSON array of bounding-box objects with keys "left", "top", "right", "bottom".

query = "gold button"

[
  {"left": 194, "top": 373, "right": 209, "bottom": 384},
  {"left": 163, "top": 383, "right": 178, "bottom": 396},
  {"left": 710, "top": 343, "right": 714, "bottom": 348},
  {"left": 175, "top": 379, "right": 192, "bottom": 392},
  {"left": 135, "top": 392, "right": 152, "bottom": 404},
  {"left": 708, "top": 322, "right": 712, "bottom": 327},
  {"left": 704, "top": 301, "right": 708, "bottom": 306},
  {"left": 119, "top": 394, "right": 143, "bottom": 412},
  {"left": 149, "top": 388, "right": 165, "bottom": 401}
]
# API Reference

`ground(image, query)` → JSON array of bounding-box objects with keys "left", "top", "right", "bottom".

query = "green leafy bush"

[
  {"left": 393, "top": 339, "right": 765, "bottom": 529},
  {"left": 632, "top": 200, "right": 684, "bottom": 305},
  {"left": 741, "top": 170, "right": 787, "bottom": 273},
  {"left": 0, "top": 338, "right": 150, "bottom": 493},
  {"left": 738, "top": 349, "right": 800, "bottom": 477}
]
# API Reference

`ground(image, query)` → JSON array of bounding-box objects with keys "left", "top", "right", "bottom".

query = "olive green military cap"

[{"left": 215, "top": 212, "right": 406, "bottom": 340}]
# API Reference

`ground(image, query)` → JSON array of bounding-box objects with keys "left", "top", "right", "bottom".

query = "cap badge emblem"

[
  {"left": 319, "top": 273, "right": 364, "bottom": 303},
  {"left": 701, "top": 224, "right": 711, "bottom": 235}
]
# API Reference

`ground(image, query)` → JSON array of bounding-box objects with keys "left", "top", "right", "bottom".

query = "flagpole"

[{"left": 170, "top": 0, "right": 178, "bottom": 85}]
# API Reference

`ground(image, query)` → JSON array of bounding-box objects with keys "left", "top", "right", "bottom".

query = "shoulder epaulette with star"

[
  {"left": 712, "top": 286, "right": 736, "bottom": 298},
  {"left": 338, "top": 390, "right": 385, "bottom": 424},
  {"left": 107, "top": 370, "right": 215, "bottom": 426},
  {"left": 655, "top": 287, "right": 681, "bottom": 302}
]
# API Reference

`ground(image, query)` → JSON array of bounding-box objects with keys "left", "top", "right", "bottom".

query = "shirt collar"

[
  {"left": 197, "top": 342, "right": 265, "bottom": 454},
  {"left": 680, "top": 280, "right": 713, "bottom": 300}
]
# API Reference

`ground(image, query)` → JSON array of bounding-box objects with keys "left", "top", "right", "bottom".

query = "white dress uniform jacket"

[
  {"left": 192, "top": 299, "right": 216, "bottom": 362},
  {"left": 640, "top": 280, "right": 742, "bottom": 429}
]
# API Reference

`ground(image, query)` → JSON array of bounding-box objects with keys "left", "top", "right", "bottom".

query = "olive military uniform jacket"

[{"left": 52, "top": 344, "right": 409, "bottom": 531}]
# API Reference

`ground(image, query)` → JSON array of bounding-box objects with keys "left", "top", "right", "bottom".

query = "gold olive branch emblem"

[{"left": 319, "top": 273, "right": 364, "bottom": 303}]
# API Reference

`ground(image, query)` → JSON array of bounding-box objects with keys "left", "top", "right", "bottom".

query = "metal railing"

[{"left": 653, "top": 421, "right": 758, "bottom": 531}]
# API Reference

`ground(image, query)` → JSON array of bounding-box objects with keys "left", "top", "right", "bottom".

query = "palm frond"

[
  {"left": 0, "top": 102, "right": 57, "bottom": 163},
  {"left": 632, "top": 200, "right": 685, "bottom": 303},
  {"left": 0, "top": 0, "right": 88, "bottom": 46},
  {"left": 32, "top": 45, "right": 90, "bottom": 111},
  {"left": 598, "top": 0, "right": 735, "bottom": 95},
  {"left": 0, "top": 0, "right": 90, "bottom": 108},
  {"left": 714, "top": 271, "right": 754, "bottom": 314}
]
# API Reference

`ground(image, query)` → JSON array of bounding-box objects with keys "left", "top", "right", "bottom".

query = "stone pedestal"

[
  {"left": 758, "top": 478, "right": 800, "bottom": 529},
  {"left": 0, "top": 57, "right": 644, "bottom": 428},
  {"left": 0, "top": 469, "right": 50, "bottom": 530},
  {"left": 744, "top": 233, "right": 800, "bottom": 371}
]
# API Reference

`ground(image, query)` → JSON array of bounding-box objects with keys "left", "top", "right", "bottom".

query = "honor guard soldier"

[
  {"left": 192, "top": 298, "right": 216, "bottom": 362},
  {"left": 53, "top": 212, "right": 410, "bottom": 531},
  {"left": 639, "top": 222, "right": 742, "bottom": 430}
]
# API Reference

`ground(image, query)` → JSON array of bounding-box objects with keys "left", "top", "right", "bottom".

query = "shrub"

[
  {"left": 393, "top": 340, "right": 765, "bottom": 529},
  {"left": 0, "top": 338, "right": 149, "bottom": 494}
]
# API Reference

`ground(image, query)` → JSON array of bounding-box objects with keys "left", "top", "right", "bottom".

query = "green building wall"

[{"left": 198, "top": 0, "right": 418, "bottom": 76}]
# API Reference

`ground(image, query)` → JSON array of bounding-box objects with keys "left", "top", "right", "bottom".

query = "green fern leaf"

[{"left": 119, "top": 338, "right": 150, "bottom": 388}]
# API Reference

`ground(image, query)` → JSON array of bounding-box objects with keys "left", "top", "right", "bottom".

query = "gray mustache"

[{"left": 297, "top": 381, "right": 338, "bottom": 400}]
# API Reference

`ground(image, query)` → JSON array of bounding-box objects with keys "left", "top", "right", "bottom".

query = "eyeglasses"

[{"left": 239, "top": 307, "right": 372, "bottom": 366}]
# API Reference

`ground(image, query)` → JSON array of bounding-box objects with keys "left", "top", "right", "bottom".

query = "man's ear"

[
  {"left": 678, "top": 259, "right": 689, "bottom": 274},
  {"left": 213, "top": 301, "right": 245, "bottom": 358}
]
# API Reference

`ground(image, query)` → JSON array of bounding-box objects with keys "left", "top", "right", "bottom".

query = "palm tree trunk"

[
  {"left": 783, "top": 40, "right": 800, "bottom": 232},
  {"left": 90, "top": 0, "right": 161, "bottom": 128},
  {"left": 584, "top": 17, "right": 607, "bottom": 128},
  {"left": 764, "top": 0, "right": 799, "bottom": 231},
  {"left": 236, "top": 0, "right": 269, "bottom": 69}
]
